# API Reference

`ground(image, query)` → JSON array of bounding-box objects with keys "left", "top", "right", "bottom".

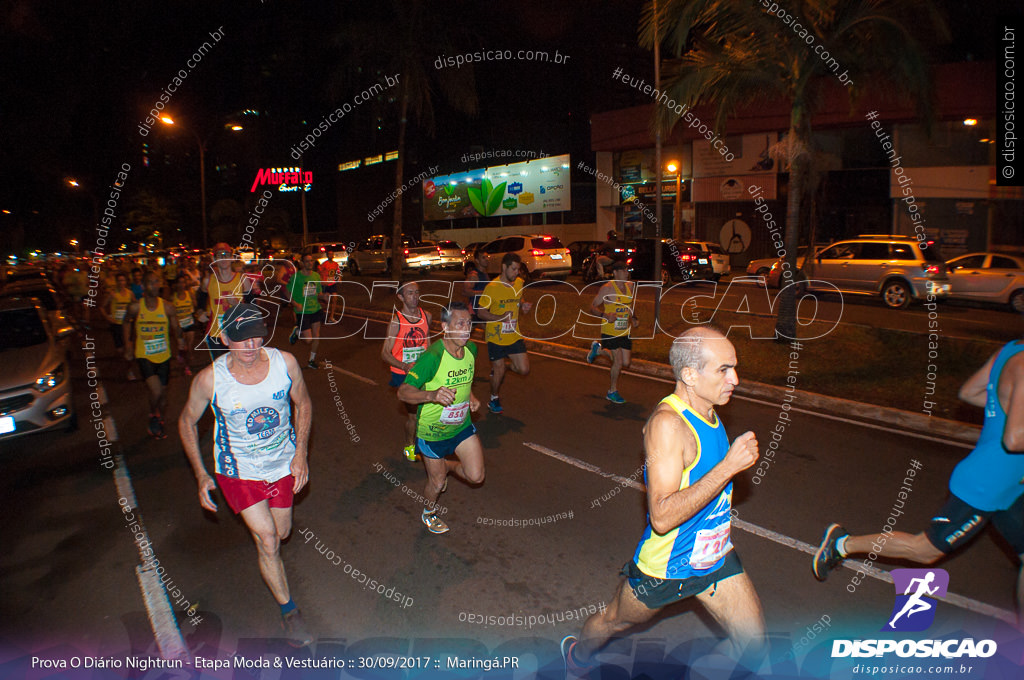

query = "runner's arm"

[
  {"left": 1001, "top": 354, "right": 1024, "bottom": 451},
  {"left": 645, "top": 409, "right": 758, "bottom": 534},
  {"left": 463, "top": 271, "right": 480, "bottom": 298},
  {"left": 122, "top": 303, "right": 139, "bottom": 358},
  {"left": 284, "top": 351, "right": 311, "bottom": 492},
  {"left": 380, "top": 318, "right": 409, "bottom": 372},
  {"left": 177, "top": 365, "right": 218, "bottom": 511},
  {"left": 590, "top": 282, "right": 613, "bottom": 321},
  {"left": 958, "top": 350, "right": 997, "bottom": 408}
]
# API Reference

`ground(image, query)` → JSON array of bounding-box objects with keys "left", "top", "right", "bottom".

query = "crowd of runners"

[{"left": 31, "top": 243, "right": 1024, "bottom": 669}]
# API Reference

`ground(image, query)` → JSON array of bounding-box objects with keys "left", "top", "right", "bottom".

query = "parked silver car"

[
  {"left": 0, "top": 297, "right": 75, "bottom": 439},
  {"left": 805, "top": 235, "right": 950, "bottom": 309},
  {"left": 946, "top": 252, "right": 1024, "bottom": 312}
]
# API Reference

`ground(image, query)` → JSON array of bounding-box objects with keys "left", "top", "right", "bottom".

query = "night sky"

[{"left": 0, "top": 0, "right": 1011, "bottom": 253}]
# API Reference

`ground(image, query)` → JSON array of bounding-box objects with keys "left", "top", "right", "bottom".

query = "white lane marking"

[
  {"left": 112, "top": 451, "right": 190, "bottom": 659},
  {"left": 522, "top": 441, "right": 1017, "bottom": 625},
  {"left": 357, "top": 312, "right": 975, "bottom": 449},
  {"left": 137, "top": 566, "right": 190, "bottom": 659},
  {"left": 330, "top": 365, "right": 377, "bottom": 386},
  {"left": 525, "top": 349, "right": 975, "bottom": 450},
  {"left": 523, "top": 442, "right": 645, "bottom": 491}
]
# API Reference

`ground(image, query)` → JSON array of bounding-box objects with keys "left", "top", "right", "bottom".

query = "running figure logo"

[{"left": 883, "top": 568, "right": 949, "bottom": 632}]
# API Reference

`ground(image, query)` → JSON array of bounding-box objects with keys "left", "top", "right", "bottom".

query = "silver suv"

[{"left": 806, "top": 235, "right": 950, "bottom": 309}]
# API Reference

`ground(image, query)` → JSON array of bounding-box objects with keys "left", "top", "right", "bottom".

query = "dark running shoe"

[{"left": 812, "top": 523, "right": 848, "bottom": 581}]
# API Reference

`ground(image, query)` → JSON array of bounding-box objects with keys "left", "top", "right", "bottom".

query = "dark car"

[{"left": 627, "top": 238, "right": 714, "bottom": 284}]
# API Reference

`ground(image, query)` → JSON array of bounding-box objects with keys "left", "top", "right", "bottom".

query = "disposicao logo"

[
  {"left": 831, "top": 568, "right": 997, "bottom": 659},
  {"left": 884, "top": 568, "right": 948, "bottom": 632}
]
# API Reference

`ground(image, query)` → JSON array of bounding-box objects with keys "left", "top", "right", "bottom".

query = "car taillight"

[
  {"left": 404, "top": 248, "right": 410, "bottom": 255},
  {"left": 627, "top": 257, "right": 632, "bottom": 265},
  {"left": 925, "top": 265, "right": 939, "bottom": 275},
  {"left": 461, "top": 249, "right": 466, "bottom": 255},
  {"left": 531, "top": 249, "right": 544, "bottom": 256},
  {"left": 564, "top": 249, "right": 570, "bottom": 255}
]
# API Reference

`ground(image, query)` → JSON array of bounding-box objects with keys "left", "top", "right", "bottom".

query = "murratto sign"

[{"left": 250, "top": 167, "right": 313, "bottom": 192}]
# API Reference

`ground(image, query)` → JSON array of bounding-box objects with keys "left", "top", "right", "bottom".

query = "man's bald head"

[{"left": 669, "top": 326, "right": 729, "bottom": 378}]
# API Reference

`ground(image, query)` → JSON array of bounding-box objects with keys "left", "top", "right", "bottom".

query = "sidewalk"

[{"left": 348, "top": 306, "right": 981, "bottom": 446}]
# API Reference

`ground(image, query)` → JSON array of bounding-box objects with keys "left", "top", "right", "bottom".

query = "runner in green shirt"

[
  {"left": 287, "top": 254, "right": 326, "bottom": 369},
  {"left": 398, "top": 301, "right": 483, "bottom": 534}
]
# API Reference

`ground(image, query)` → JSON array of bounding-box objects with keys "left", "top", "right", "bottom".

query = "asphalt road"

[{"left": 1, "top": 314, "right": 1021, "bottom": 679}]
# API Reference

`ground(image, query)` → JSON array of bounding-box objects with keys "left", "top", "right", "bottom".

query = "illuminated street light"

[
  {"left": 160, "top": 116, "right": 242, "bottom": 248},
  {"left": 666, "top": 160, "right": 684, "bottom": 241}
]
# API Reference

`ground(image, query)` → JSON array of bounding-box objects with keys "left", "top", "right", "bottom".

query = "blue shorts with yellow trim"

[
  {"left": 417, "top": 424, "right": 477, "bottom": 460},
  {"left": 622, "top": 550, "right": 744, "bottom": 609}
]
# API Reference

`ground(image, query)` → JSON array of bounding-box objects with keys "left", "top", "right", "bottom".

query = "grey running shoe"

[
  {"left": 281, "top": 609, "right": 314, "bottom": 647},
  {"left": 812, "top": 523, "right": 848, "bottom": 581},
  {"left": 422, "top": 510, "right": 450, "bottom": 534}
]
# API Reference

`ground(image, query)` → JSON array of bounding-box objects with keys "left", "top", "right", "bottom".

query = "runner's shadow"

[
  {"left": 591, "top": 401, "right": 648, "bottom": 421},
  {"left": 473, "top": 414, "right": 525, "bottom": 450}
]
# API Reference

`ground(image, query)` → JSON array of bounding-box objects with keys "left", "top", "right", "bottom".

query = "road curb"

[{"left": 348, "top": 307, "right": 981, "bottom": 446}]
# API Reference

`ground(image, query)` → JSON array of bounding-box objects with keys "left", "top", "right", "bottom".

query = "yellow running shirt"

[
  {"left": 483, "top": 277, "right": 524, "bottom": 346},
  {"left": 135, "top": 298, "right": 172, "bottom": 363}
]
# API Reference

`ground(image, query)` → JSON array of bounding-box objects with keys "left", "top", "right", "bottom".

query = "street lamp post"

[
  {"left": 160, "top": 117, "right": 241, "bottom": 249},
  {"left": 666, "top": 162, "right": 682, "bottom": 242}
]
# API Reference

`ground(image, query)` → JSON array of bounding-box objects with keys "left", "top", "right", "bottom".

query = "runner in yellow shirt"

[
  {"left": 476, "top": 252, "right": 532, "bottom": 414},
  {"left": 587, "top": 259, "right": 640, "bottom": 403},
  {"left": 101, "top": 271, "right": 138, "bottom": 380},
  {"left": 123, "top": 272, "right": 180, "bottom": 439},
  {"left": 168, "top": 274, "right": 198, "bottom": 376}
]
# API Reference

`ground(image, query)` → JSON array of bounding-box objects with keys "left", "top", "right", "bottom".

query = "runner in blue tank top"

[
  {"left": 813, "top": 339, "right": 1024, "bottom": 624},
  {"left": 561, "top": 326, "right": 766, "bottom": 674}
]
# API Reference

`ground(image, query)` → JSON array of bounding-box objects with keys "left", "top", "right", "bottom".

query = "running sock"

[
  {"left": 280, "top": 599, "right": 297, "bottom": 615},
  {"left": 836, "top": 535, "right": 849, "bottom": 557},
  {"left": 309, "top": 352, "right": 317, "bottom": 360},
  {"left": 490, "top": 395, "right": 499, "bottom": 401}
]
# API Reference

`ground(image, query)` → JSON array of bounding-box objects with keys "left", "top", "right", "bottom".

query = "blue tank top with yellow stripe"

[
  {"left": 950, "top": 340, "right": 1024, "bottom": 511},
  {"left": 633, "top": 393, "right": 733, "bottom": 579}
]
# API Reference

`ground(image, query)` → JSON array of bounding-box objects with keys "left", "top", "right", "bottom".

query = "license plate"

[
  {"left": 698, "top": 258, "right": 708, "bottom": 264},
  {"left": 550, "top": 253, "right": 562, "bottom": 259},
  {"left": 0, "top": 416, "right": 14, "bottom": 435}
]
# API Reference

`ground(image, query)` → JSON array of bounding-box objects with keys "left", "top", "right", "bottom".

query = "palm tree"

[
  {"left": 640, "top": 0, "right": 948, "bottom": 338},
  {"left": 332, "top": 1, "right": 478, "bottom": 273}
]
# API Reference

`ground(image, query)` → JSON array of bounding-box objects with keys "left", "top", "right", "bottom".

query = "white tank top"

[{"left": 211, "top": 348, "right": 296, "bottom": 480}]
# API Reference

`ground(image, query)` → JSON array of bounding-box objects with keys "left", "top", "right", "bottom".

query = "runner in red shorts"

[{"left": 178, "top": 302, "right": 315, "bottom": 646}]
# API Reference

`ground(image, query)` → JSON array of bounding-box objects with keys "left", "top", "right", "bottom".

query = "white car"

[
  {"left": 479, "top": 234, "right": 571, "bottom": 281},
  {"left": 946, "top": 252, "right": 1024, "bottom": 312},
  {"left": 302, "top": 242, "right": 349, "bottom": 270}
]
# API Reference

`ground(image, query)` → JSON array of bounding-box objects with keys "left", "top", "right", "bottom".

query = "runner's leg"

[
  {"left": 844, "top": 532, "right": 943, "bottom": 563},
  {"left": 575, "top": 580, "right": 659, "bottom": 663},
  {"left": 240, "top": 500, "right": 292, "bottom": 604},
  {"left": 507, "top": 351, "right": 530, "bottom": 377},
  {"left": 694, "top": 571, "right": 767, "bottom": 661}
]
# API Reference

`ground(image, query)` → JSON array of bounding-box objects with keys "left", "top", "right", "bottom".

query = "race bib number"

[
  {"left": 501, "top": 316, "right": 516, "bottom": 334},
  {"left": 304, "top": 282, "right": 317, "bottom": 297},
  {"left": 402, "top": 346, "right": 425, "bottom": 364},
  {"left": 614, "top": 310, "right": 629, "bottom": 331},
  {"left": 439, "top": 401, "right": 470, "bottom": 425},
  {"left": 690, "top": 522, "right": 732, "bottom": 569},
  {"left": 144, "top": 336, "right": 168, "bottom": 356},
  {"left": 113, "top": 307, "right": 127, "bottom": 322},
  {"left": 180, "top": 314, "right": 194, "bottom": 327}
]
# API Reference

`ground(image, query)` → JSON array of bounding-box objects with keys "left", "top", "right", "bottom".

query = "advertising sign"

[{"left": 423, "top": 154, "right": 571, "bottom": 221}]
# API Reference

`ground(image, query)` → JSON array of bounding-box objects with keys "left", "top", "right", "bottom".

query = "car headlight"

[{"left": 35, "top": 364, "right": 65, "bottom": 393}]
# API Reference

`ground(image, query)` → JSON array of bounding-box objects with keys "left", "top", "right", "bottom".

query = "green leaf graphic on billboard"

[
  {"left": 502, "top": 197, "right": 518, "bottom": 210},
  {"left": 486, "top": 182, "right": 507, "bottom": 215},
  {"left": 466, "top": 179, "right": 507, "bottom": 217},
  {"left": 466, "top": 186, "right": 485, "bottom": 215},
  {"left": 443, "top": 183, "right": 455, "bottom": 197}
]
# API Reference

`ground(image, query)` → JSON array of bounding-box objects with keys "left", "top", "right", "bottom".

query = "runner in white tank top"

[{"left": 178, "top": 302, "right": 314, "bottom": 647}]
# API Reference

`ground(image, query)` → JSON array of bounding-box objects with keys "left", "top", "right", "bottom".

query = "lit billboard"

[{"left": 422, "top": 154, "right": 571, "bottom": 221}]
